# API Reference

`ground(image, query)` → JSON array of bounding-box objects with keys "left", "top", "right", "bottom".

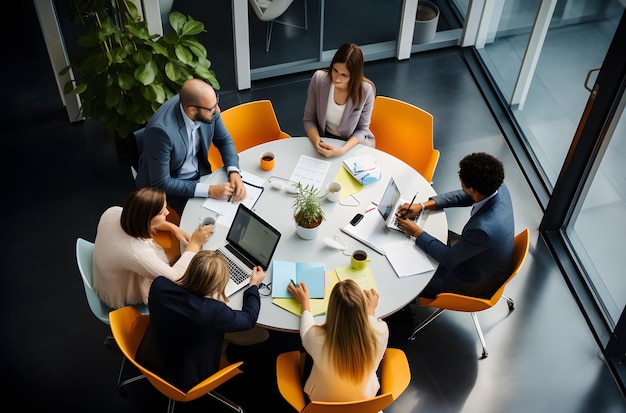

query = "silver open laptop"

[
  {"left": 217, "top": 204, "right": 281, "bottom": 297},
  {"left": 377, "top": 177, "right": 426, "bottom": 232}
]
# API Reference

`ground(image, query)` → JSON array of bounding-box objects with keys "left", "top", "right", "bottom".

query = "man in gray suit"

[
  {"left": 135, "top": 78, "right": 246, "bottom": 215},
  {"left": 397, "top": 152, "right": 515, "bottom": 299}
]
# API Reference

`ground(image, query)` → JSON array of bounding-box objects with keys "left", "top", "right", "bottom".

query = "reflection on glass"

[{"left": 567, "top": 105, "right": 625, "bottom": 327}]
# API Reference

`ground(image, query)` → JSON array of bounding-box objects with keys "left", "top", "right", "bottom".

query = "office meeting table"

[{"left": 180, "top": 137, "right": 447, "bottom": 332}]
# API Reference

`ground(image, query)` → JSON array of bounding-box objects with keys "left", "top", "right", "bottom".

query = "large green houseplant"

[{"left": 60, "top": 0, "right": 219, "bottom": 139}]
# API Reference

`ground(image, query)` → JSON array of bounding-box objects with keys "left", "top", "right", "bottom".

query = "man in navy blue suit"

[
  {"left": 397, "top": 152, "right": 515, "bottom": 299},
  {"left": 135, "top": 78, "right": 247, "bottom": 215}
]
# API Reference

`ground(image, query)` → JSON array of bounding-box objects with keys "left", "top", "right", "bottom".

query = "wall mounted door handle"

[{"left": 584, "top": 67, "right": 601, "bottom": 94}]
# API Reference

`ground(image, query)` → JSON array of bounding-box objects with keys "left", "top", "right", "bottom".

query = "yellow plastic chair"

[
  {"left": 209, "top": 100, "right": 291, "bottom": 170},
  {"left": 109, "top": 306, "right": 244, "bottom": 413},
  {"left": 369, "top": 96, "right": 440, "bottom": 183},
  {"left": 276, "top": 348, "right": 411, "bottom": 413},
  {"left": 409, "top": 228, "right": 531, "bottom": 359}
]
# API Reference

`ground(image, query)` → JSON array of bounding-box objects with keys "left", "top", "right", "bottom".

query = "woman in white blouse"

[
  {"left": 288, "top": 279, "right": 389, "bottom": 402},
  {"left": 93, "top": 187, "right": 212, "bottom": 308},
  {"left": 302, "top": 43, "right": 376, "bottom": 157}
]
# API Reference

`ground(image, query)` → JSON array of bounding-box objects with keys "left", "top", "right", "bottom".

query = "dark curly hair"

[{"left": 458, "top": 152, "right": 504, "bottom": 196}]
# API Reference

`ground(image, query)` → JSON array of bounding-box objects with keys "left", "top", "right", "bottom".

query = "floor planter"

[{"left": 414, "top": 0, "right": 439, "bottom": 44}]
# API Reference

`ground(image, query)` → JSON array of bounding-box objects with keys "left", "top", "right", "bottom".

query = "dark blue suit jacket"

[
  {"left": 135, "top": 94, "right": 239, "bottom": 198},
  {"left": 415, "top": 183, "right": 515, "bottom": 299},
  {"left": 135, "top": 276, "right": 260, "bottom": 392}
]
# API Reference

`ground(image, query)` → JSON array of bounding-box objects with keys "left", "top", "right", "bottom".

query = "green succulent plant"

[
  {"left": 60, "top": 0, "right": 219, "bottom": 139},
  {"left": 292, "top": 183, "right": 326, "bottom": 229}
]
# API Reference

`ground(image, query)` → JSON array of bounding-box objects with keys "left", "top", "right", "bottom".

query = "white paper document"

[
  {"left": 382, "top": 238, "right": 434, "bottom": 278},
  {"left": 288, "top": 155, "right": 331, "bottom": 190},
  {"left": 201, "top": 171, "right": 264, "bottom": 226}
]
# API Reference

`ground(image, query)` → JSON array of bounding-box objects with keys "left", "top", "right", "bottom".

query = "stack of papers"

[{"left": 342, "top": 154, "right": 382, "bottom": 185}]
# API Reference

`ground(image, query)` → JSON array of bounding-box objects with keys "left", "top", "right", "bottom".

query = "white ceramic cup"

[{"left": 326, "top": 181, "right": 342, "bottom": 202}]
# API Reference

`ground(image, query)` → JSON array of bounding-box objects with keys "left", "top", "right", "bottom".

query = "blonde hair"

[
  {"left": 177, "top": 250, "right": 230, "bottom": 302},
  {"left": 318, "top": 279, "right": 379, "bottom": 383}
]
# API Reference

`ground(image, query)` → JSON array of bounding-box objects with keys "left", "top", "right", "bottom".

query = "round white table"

[{"left": 180, "top": 137, "right": 447, "bottom": 332}]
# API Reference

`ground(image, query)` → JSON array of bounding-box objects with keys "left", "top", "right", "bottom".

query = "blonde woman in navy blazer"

[
  {"left": 302, "top": 43, "right": 375, "bottom": 157},
  {"left": 397, "top": 153, "right": 515, "bottom": 299},
  {"left": 136, "top": 78, "right": 246, "bottom": 215}
]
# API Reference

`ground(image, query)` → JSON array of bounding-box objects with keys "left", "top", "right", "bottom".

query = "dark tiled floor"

[{"left": 5, "top": 2, "right": 625, "bottom": 412}]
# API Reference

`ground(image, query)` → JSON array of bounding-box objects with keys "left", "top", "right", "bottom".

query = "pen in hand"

[{"left": 402, "top": 193, "right": 418, "bottom": 219}]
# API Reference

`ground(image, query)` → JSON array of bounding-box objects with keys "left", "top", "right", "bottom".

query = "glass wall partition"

[
  {"left": 566, "top": 102, "right": 626, "bottom": 329},
  {"left": 475, "top": 0, "right": 623, "bottom": 187}
]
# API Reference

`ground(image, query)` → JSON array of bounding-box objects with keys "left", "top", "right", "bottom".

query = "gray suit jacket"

[
  {"left": 302, "top": 70, "right": 375, "bottom": 146},
  {"left": 135, "top": 95, "right": 239, "bottom": 198},
  {"left": 415, "top": 183, "right": 515, "bottom": 298}
]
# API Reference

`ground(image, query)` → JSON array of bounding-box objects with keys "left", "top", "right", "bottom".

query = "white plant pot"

[{"left": 295, "top": 223, "right": 321, "bottom": 240}]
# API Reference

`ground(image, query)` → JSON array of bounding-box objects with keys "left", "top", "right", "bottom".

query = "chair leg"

[
  {"left": 502, "top": 294, "right": 515, "bottom": 310},
  {"left": 265, "top": 21, "right": 273, "bottom": 52},
  {"left": 116, "top": 356, "right": 146, "bottom": 392},
  {"left": 167, "top": 398, "right": 176, "bottom": 413},
  {"left": 408, "top": 308, "right": 445, "bottom": 340},
  {"left": 207, "top": 391, "right": 244, "bottom": 413},
  {"left": 470, "top": 312, "right": 488, "bottom": 359}
]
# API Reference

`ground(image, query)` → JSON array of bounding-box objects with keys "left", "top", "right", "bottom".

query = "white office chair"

[{"left": 249, "top": 0, "right": 308, "bottom": 52}]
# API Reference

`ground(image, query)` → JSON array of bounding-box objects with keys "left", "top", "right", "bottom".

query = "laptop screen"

[
  {"left": 378, "top": 177, "right": 401, "bottom": 221},
  {"left": 226, "top": 204, "right": 281, "bottom": 270}
]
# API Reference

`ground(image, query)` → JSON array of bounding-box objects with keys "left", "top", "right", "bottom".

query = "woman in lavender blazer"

[{"left": 302, "top": 43, "right": 375, "bottom": 157}]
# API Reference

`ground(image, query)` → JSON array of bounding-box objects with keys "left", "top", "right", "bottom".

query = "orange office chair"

[
  {"left": 369, "top": 96, "right": 440, "bottom": 183},
  {"left": 408, "top": 228, "right": 531, "bottom": 359},
  {"left": 109, "top": 306, "right": 244, "bottom": 413},
  {"left": 209, "top": 100, "right": 291, "bottom": 170},
  {"left": 276, "top": 348, "right": 411, "bottom": 413}
]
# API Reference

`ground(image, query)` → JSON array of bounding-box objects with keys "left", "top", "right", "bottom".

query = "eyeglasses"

[
  {"left": 259, "top": 282, "right": 272, "bottom": 297},
  {"left": 189, "top": 95, "right": 219, "bottom": 114}
]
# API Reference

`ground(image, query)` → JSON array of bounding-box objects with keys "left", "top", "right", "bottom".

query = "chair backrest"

[
  {"left": 76, "top": 238, "right": 113, "bottom": 325},
  {"left": 249, "top": 0, "right": 296, "bottom": 21},
  {"left": 369, "top": 96, "right": 440, "bottom": 182},
  {"left": 276, "top": 348, "right": 410, "bottom": 413},
  {"left": 109, "top": 306, "right": 243, "bottom": 403},
  {"left": 209, "top": 99, "right": 290, "bottom": 169},
  {"left": 419, "top": 228, "right": 531, "bottom": 312}
]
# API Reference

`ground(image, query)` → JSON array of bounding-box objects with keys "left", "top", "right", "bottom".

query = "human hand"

[
  {"left": 288, "top": 281, "right": 311, "bottom": 311},
  {"left": 229, "top": 172, "right": 247, "bottom": 203},
  {"left": 249, "top": 266, "right": 265, "bottom": 287},
  {"left": 396, "top": 217, "right": 423, "bottom": 238},
  {"left": 363, "top": 288, "right": 379, "bottom": 315},
  {"left": 187, "top": 225, "right": 212, "bottom": 252},
  {"left": 396, "top": 202, "right": 420, "bottom": 220},
  {"left": 208, "top": 182, "right": 235, "bottom": 200},
  {"left": 172, "top": 226, "right": 191, "bottom": 246},
  {"left": 315, "top": 140, "right": 342, "bottom": 158}
]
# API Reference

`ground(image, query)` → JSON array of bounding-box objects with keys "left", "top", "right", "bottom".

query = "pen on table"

[
  {"left": 365, "top": 205, "right": 377, "bottom": 213},
  {"left": 402, "top": 193, "right": 418, "bottom": 219}
]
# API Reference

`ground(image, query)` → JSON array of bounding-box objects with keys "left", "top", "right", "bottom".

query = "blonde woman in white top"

[
  {"left": 93, "top": 187, "right": 212, "bottom": 309},
  {"left": 288, "top": 279, "right": 389, "bottom": 402}
]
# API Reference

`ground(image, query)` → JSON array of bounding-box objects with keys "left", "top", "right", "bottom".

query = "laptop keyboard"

[{"left": 218, "top": 250, "right": 251, "bottom": 285}]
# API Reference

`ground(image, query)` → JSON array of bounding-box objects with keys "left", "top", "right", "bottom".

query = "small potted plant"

[{"left": 292, "top": 183, "right": 326, "bottom": 240}]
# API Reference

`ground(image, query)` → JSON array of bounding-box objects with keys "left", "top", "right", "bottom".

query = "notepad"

[
  {"left": 273, "top": 270, "right": 339, "bottom": 317},
  {"left": 271, "top": 260, "right": 326, "bottom": 299}
]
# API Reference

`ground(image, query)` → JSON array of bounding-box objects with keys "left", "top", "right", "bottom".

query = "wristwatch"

[{"left": 419, "top": 202, "right": 426, "bottom": 212}]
